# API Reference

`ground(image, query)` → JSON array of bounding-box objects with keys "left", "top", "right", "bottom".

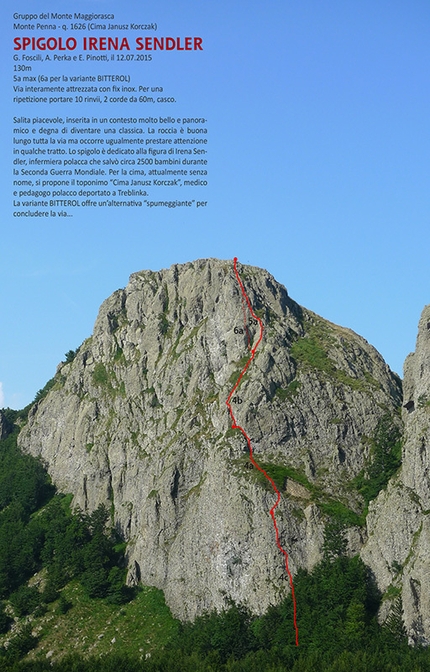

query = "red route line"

[{"left": 225, "top": 257, "right": 299, "bottom": 647}]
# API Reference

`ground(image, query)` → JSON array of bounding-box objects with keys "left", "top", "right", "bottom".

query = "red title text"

[{"left": 13, "top": 36, "right": 203, "bottom": 51}]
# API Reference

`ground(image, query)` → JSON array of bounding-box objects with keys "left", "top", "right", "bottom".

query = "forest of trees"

[{"left": 0, "top": 418, "right": 132, "bottom": 666}]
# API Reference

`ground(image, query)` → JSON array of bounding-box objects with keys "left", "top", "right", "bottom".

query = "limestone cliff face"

[
  {"left": 361, "top": 305, "right": 430, "bottom": 645},
  {"left": 18, "top": 259, "right": 401, "bottom": 620}
]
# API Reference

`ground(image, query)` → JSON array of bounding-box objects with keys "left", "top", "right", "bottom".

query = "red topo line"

[{"left": 225, "top": 257, "right": 299, "bottom": 647}]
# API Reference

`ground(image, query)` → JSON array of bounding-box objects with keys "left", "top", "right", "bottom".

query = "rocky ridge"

[
  {"left": 18, "top": 259, "right": 403, "bottom": 622},
  {"left": 361, "top": 304, "right": 430, "bottom": 645}
]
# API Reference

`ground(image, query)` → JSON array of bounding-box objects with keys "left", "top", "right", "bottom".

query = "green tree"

[
  {"left": 180, "top": 602, "right": 257, "bottom": 663},
  {"left": 4, "top": 624, "right": 37, "bottom": 661},
  {"left": 354, "top": 414, "right": 402, "bottom": 508},
  {"left": 58, "top": 593, "right": 72, "bottom": 614},
  {"left": 0, "top": 602, "right": 11, "bottom": 634},
  {"left": 65, "top": 348, "right": 79, "bottom": 363},
  {"left": 9, "top": 585, "right": 41, "bottom": 617},
  {"left": 383, "top": 596, "right": 407, "bottom": 643},
  {"left": 344, "top": 601, "right": 366, "bottom": 648}
]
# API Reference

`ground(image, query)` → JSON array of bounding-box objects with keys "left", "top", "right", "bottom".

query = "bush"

[
  {"left": 5, "top": 624, "right": 38, "bottom": 660},
  {"left": 42, "top": 580, "right": 60, "bottom": 604},
  {"left": 92, "top": 363, "right": 109, "bottom": 386},
  {"left": 0, "top": 602, "right": 11, "bottom": 634},
  {"left": 65, "top": 349, "right": 79, "bottom": 363},
  {"left": 33, "top": 378, "right": 56, "bottom": 404},
  {"left": 58, "top": 594, "right": 72, "bottom": 614},
  {"left": 353, "top": 414, "right": 402, "bottom": 509},
  {"left": 179, "top": 602, "right": 257, "bottom": 663},
  {"left": 9, "top": 585, "right": 41, "bottom": 617},
  {"left": 33, "top": 603, "right": 48, "bottom": 618}
]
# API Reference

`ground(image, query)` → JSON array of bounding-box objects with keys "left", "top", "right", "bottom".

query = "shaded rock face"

[
  {"left": 361, "top": 305, "right": 430, "bottom": 645},
  {"left": 18, "top": 259, "right": 401, "bottom": 620},
  {"left": 0, "top": 411, "right": 13, "bottom": 440}
]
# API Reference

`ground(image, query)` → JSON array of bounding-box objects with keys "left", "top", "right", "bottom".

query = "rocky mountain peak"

[
  {"left": 403, "top": 305, "right": 430, "bottom": 416},
  {"left": 18, "top": 258, "right": 402, "bottom": 620}
]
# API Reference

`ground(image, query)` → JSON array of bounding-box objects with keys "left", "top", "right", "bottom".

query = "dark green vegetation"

[
  {"left": 351, "top": 413, "right": 402, "bottom": 513},
  {"left": 260, "top": 462, "right": 362, "bottom": 526},
  {"left": 0, "top": 426, "right": 133, "bottom": 665},
  {"left": 64, "top": 349, "right": 79, "bottom": 364},
  {"left": 274, "top": 380, "right": 301, "bottom": 400},
  {"left": 291, "top": 317, "right": 381, "bottom": 392}
]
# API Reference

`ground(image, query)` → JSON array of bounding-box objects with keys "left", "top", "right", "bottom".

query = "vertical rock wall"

[{"left": 18, "top": 259, "right": 402, "bottom": 621}]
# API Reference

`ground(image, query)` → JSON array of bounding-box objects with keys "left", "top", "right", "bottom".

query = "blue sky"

[{"left": 1, "top": 0, "right": 430, "bottom": 408}]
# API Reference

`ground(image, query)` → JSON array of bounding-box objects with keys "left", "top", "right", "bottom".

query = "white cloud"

[{"left": 0, "top": 383, "right": 4, "bottom": 409}]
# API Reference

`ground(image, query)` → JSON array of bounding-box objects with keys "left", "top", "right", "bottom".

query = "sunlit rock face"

[
  {"left": 361, "top": 305, "right": 430, "bottom": 645},
  {"left": 19, "top": 258, "right": 402, "bottom": 621}
]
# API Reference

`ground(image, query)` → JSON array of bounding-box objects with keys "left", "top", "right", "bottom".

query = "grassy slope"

[{"left": 20, "top": 582, "right": 179, "bottom": 664}]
